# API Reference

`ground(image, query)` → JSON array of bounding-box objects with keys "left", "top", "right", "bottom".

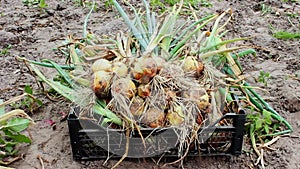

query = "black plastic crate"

[{"left": 68, "top": 106, "right": 246, "bottom": 160}]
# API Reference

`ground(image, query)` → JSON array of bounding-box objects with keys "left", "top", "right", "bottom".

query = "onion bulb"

[
  {"left": 112, "top": 61, "right": 128, "bottom": 78},
  {"left": 182, "top": 56, "right": 205, "bottom": 77},
  {"left": 93, "top": 71, "right": 112, "bottom": 98},
  {"left": 137, "top": 84, "right": 151, "bottom": 98},
  {"left": 159, "top": 64, "right": 184, "bottom": 78},
  {"left": 182, "top": 88, "right": 210, "bottom": 110},
  {"left": 92, "top": 59, "right": 112, "bottom": 73},
  {"left": 141, "top": 106, "right": 165, "bottom": 128},
  {"left": 166, "top": 105, "right": 184, "bottom": 126},
  {"left": 152, "top": 56, "right": 166, "bottom": 72},
  {"left": 132, "top": 57, "right": 158, "bottom": 84},
  {"left": 111, "top": 78, "right": 136, "bottom": 98},
  {"left": 182, "top": 56, "right": 198, "bottom": 72},
  {"left": 129, "top": 96, "right": 145, "bottom": 117},
  {"left": 196, "top": 113, "right": 203, "bottom": 125}
]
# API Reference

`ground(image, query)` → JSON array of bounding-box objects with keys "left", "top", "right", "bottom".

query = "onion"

[
  {"left": 137, "top": 84, "right": 151, "bottom": 98},
  {"left": 92, "top": 59, "right": 112, "bottom": 73},
  {"left": 165, "top": 89, "right": 177, "bottom": 101},
  {"left": 182, "top": 56, "right": 205, "bottom": 77},
  {"left": 182, "top": 88, "right": 210, "bottom": 110},
  {"left": 182, "top": 56, "right": 198, "bottom": 72},
  {"left": 129, "top": 96, "right": 145, "bottom": 117},
  {"left": 197, "top": 113, "right": 203, "bottom": 125},
  {"left": 93, "top": 71, "right": 112, "bottom": 98},
  {"left": 111, "top": 78, "right": 136, "bottom": 98},
  {"left": 159, "top": 64, "right": 184, "bottom": 78},
  {"left": 195, "top": 61, "right": 204, "bottom": 78},
  {"left": 141, "top": 106, "right": 165, "bottom": 128},
  {"left": 132, "top": 57, "right": 158, "bottom": 84},
  {"left": 112, "top": 61, "right": 128, "bottom": 78},
  {"left": 142, "top": 57, "right": 158, "bottom": 77},
  {"left": 166, "top": 105, "right": 184, "bottom": 126},
  {"left": 153, "top": 56, "right": 166, "bottom": 72}
]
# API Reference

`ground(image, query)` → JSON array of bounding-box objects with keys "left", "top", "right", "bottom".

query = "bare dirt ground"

[{"left": 0, "top": 0, "right": 299, "bottom": 168}]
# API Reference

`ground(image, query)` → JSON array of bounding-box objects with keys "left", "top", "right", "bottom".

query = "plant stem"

[
  {"left": 18, "top": 57, "right": 74, "bottom": 70},
  {"left": 244, "top": 82, "right": 293, "bottom": 131}
]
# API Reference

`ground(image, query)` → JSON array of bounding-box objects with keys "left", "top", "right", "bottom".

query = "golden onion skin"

[
  {"left": 182, "top": 88, "right": 210, "bottom": 110},
  {"left": 92, "top": 59, "right": 112, "bottom": 73},
  {"left": 112, "top": 61, "right": 128, "bottom": 78},
  {"left": 141, "top": 106, "right": 165, "bottom": 128},
  {"left": 137, "top": 84, "right": 151, "bottom": 98},
  {"left": 111, "top": 78, "right": 136, "bottom": 99},
  {"left": 182, "top": 56, "right": 205, "bottom": 78},
  {"left": 166, "top": 105, "right": 184, "bottom": 126},
  {"left": 182, "top": 56, "right": 199, "bottom": 72},
  {"left": 132, "top": 57, "right": 158, "bottom": 84},
  {"left": 93, "top": 71, "right": 112, "bottom": 98},
  {"left": 129, "top": 96, "right": 145, "bottom": 117}
]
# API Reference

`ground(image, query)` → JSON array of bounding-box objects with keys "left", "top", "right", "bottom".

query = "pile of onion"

[{"left": 92, "top": 55, "right": 210, "bottom": 128}]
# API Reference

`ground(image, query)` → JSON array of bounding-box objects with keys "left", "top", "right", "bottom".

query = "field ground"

[{"left": 0, "top": 0, "right": 299, "bottom": 168}]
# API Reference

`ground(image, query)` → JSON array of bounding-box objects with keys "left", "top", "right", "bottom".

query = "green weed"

[
  {"left": 10, "top": 85, "right": 43, "bottom": 113},
  {"left": 246, "top": 110, "right": 280, "bottom": 148},
  {"left": 257, "top": 70, "right": 271, "bottom": 87},
  {"left": 0, "top": 98, "right": 34, "bottom": 164},
  {"left": 260, "top": 3, "right": 272, "bottom": 15},
  {"left": 273, "top": 31, "right": 300, "bottom": 40},
  {"left": 0, "top": 45, "right": 12, "bottom": 56},
  {"left": 22, "top": 0, "right": 47, "bottom": 8},
  {"left": 150, "top": 0, "right": 212, "bottom": 12}
]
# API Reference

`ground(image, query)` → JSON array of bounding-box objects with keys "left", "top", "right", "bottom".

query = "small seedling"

[
  {"left": 39, "top": 0, "right": 47, "bottom": 8},
  {"left": 260, "top": 4, "right": 272, "bottom": 15},
  {"left": 104, "top": 0, "right": 113, "bottom": 10},
  {"left": 10, "top": 85, "right": 43, "bottom": 113},
  {"left": 22, "top": 0, "right": 39, "bottom": 6},
  {"left": 273, "top": 31, "right": 300, "bottom": 40},
  {"left": 0, "top": 45, "right": 12, "bottom": 56},
  {"left": 22, "top": 0, "right": 47, "bottom": 8},
  {"left": 0, "top": 98, "right": 34, "bottom": 165},
  {"left": 150, "top": 0, "right": 212, "bottom": 12},
  {"left": 246, "top": 110, "right": 273, "bottom": 140},
  {"left": 74, "top": 0, "right": 98, "bottom": 9},
  {"left": 257, "top": 71, "right": 271, "bottom": 86}
]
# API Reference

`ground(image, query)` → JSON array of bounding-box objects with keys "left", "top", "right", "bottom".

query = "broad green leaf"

[
  {"left": 35, "top": 99, "right": 43, "bottom": 107},
  {"left": 0, "top": 137, "right": 5, "bottom": 144},
  {"left": 5, "top": 145, "right": 13, "bottom": 153},
  {"left": 272, "top": 123, "right": 280, "bottom": 133},
  {"left": 263, "top": 109, "right": 272, "bottom": 125},
  {"left": 264, "top": 125, "right": 270, "bottom": 134},
  {"left": 255, "top": 119, "right": 263, "bottom": 131},
  {"left": 3, "top": 118, "right": 30, "bottom": 132},
  {"left": 3, "top": 129, "right": 31, "bottom": 143},
  {"left": 9, "top": 133, "right": 31, "bottom": 143}
]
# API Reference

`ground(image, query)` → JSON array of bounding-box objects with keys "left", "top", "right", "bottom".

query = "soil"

[{"left": 0, "top": 0, "right": 299, "bottom": 169}]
